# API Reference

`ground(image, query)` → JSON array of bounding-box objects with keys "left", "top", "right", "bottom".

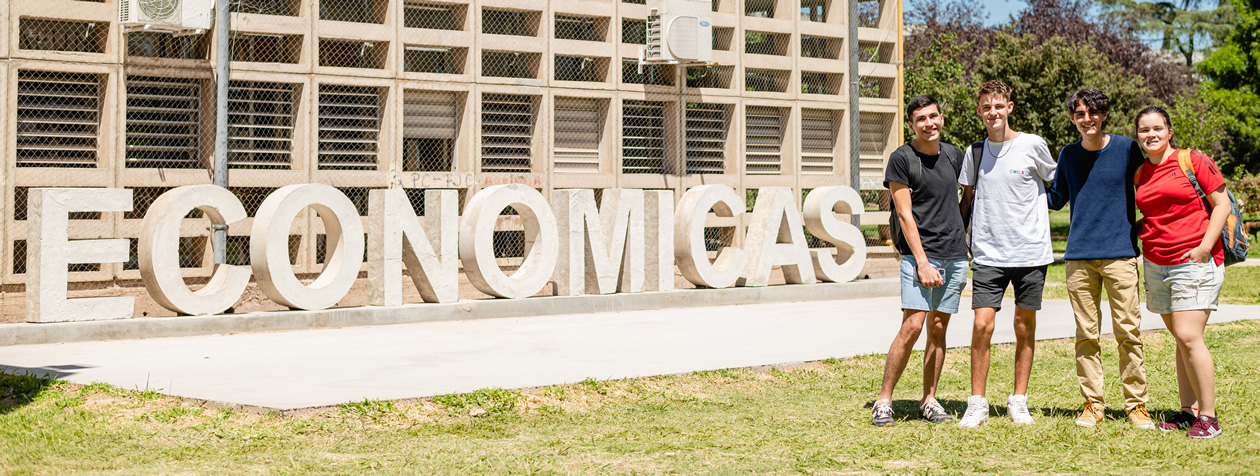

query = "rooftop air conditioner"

[
  {"left": 644, "top": 0, "right": 712, "bottom": 64},
  {"left": 120, "top": 0, "right": 214, "bottom": 32}
]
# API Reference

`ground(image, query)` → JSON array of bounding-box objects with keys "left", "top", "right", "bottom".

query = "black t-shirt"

[{"left": 883, "top": 143, "right": 969, "bottom": 259}]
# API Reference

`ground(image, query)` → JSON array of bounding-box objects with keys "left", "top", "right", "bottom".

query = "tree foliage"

[
  {"left": 1099, "top": 0, "right": 1237, "bottom": 66},
  {"left": 1197, "top": 0, "right": 1260, "bottom": 174}
]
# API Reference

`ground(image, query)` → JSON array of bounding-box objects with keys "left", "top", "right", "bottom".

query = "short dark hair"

[
  {"left": 1065, "top": 88, "right": 1111, "bottom": 116},
  {"left": 905, "top": 95, "right": 940, "bottom": 120},
  {"left": 976, "top": 80, "right": 1012, "bottom": 102}
]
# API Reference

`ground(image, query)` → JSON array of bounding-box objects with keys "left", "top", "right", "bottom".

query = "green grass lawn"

[{"left": 2, "top": 319, "right": 1260, "bottom": 473}]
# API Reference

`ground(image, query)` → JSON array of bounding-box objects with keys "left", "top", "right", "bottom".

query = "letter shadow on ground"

[{"left": 0, "top": 365, "right": 82, "bottom": 414}]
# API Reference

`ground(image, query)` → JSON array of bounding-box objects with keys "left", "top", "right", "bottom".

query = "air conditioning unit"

[
  {"left": 644, "top": 0, "right": 713, "bottom": 64},
  {"left": 120, "top": 0, "right": 214, "bottom": 32}
]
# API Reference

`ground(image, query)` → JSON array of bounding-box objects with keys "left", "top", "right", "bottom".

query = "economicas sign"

[{"left": 24, "top": 184, "right": 867, "bottom": 323}]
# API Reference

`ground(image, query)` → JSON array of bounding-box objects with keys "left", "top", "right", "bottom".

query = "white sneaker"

[
  {"left": 958, "top": 395, "right": 989, "bottom": 428},
  {"left": 1008, "top": 394, "right": 1034, "bottom": 425}
]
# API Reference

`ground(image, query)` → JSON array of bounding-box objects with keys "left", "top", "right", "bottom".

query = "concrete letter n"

[
  {"left": 367, "top": 189, "right": 459, "bottom": 306},
  {"left": 803, "top": 186, "right": 867, "bottom": 283},
  {"left": 251, "top": 184, "right": 365, "bottom": 310},
  {"left": 740, "top": 187, "right": 816, "bottom": 287},
  {"left": 674, "top": 185, "right": 747, "bottom": 289},
  {"left": 26, "top": 188, "right": 134, "bottom": 322},
  {"left": 140, "top": 185, "right": 251, "bottom": 315}
]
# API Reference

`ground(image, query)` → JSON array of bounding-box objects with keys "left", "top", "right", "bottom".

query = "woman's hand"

[{"left": 1181, "top": 245, "right": 1212, "bottom": 263}]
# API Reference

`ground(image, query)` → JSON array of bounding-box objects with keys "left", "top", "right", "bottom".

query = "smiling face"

[
  {"left": 908, "top": 103, "right": 944, "bottom": 143},
  {"left": 976, "top": 93, "right": 1013, "bottom": 134},
  {"left": 1135, "top": 112, "right": 1173, "bottom": 157},
  {"left": 1069, "top": 100, "right": 1107, "bottom": 139}
]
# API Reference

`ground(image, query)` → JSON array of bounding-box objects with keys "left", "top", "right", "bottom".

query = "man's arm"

[
  {"left": 890, "top": 181, "right": 943, "bottom": 287},
  {"left": 1046, "top": 152, "right": 1068, "bottom": 211},
  {"left": 959, "top": 184, "right": 975, "bottom": 228}
]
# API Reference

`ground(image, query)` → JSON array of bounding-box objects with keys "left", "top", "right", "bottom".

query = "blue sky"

[{"left": 980, "top": 0, "right": 1030, "bottom": 26}]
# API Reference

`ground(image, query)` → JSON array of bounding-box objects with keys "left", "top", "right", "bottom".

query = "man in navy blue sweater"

[{"left": 1047, "top": 88, "right": 1154, "bottom": 430}]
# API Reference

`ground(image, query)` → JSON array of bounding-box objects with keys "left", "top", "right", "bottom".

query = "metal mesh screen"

[
  {"left": 404, "top": 2, "right": 465, "bottom": 30},
  {"left": 318, "top": 84, "right": 383, "bottom": 170},
  {"left": 745, "top": 0, "right": 775, "bottom": 17},
  {"left": 859, "top": 112, "right": 897, "bottom": 189},
  {"left": 858, "top": 40, "right": 895, "bottom": 63},
  {"left": 712, "top": 27, "right": 734, "bottom": 51},
  {"left": 319, "top": 40, "right": 388, "bottom": 69},
  {"left": 228, "top": 81, "right": 298, "bottom": 169},
  {"left": 857, "top": 0, "right": 882, "bottom": 28},
  {"left": 555, "top": 15, "right": 605, "bottom": 41},
  {"left": 554, "top": 56, "right": 608, "bottom": 82},
  {"left": 553, "top": 97, "right": 603, "bottom": 173},
  {"left": 404, "top": 46, "right": 465, "bottom": 74},
  {"left": 403, "top": 90, "right": 458, "bottom": 172},
  {"left": 125, "top": 76, "right": 205, "bottom": 169},
  {"left": 481, "top": 94, "right": 535, "bottom": 173},
  {"left": 622, "top": 100, "right": 668, "bottom": 174},
  {"left": 801, "top": 0, "right": 828, "bottom": 22},
  {"left": 16, "top": 71, "right": 103, "bottom": 168},
  {"left": 800, "top": 109, "right": 838, "bottom": 175},
  {"left": 859, "top": 77, "right": 896, "bottom": 99},
  {"left": 482, "top": 9, "right": 540, "bottom": 36},
  {"left": 745, "top": 31, "right": 788, "bottom": 56},
  {"left": 744, "top": 69, "right": 790, "bottom": 93},
  {"left": 19, "top": 19, "right": 108, "bottom": 53},
  {"left": 621, "top": 19, "right": 646, "bottom": 44},
  {"left": 685, "top": 103, "right": 729, "bottom": 175},
  {"left": 801, "top": 72, "right": 843, "bottom": 95},
  {"left": 686, "top": 65, "right": 733, "bottom": 89},
  {"left": 320, "top": 0, "right": 388, "bottom": 23},
  {"left": 622, "top": 59, "right": 674, "bottom": 85},
  {"left": 482, "top": 51, "right": 541, "bottom": 79},
  {"left": 232, "top": 0, "right": 301, "bottom": 16},
  {"left": 229, "top": 34, "right": 302, "bottom": 63},
  {"left": 802, "top": 35, "right": 842, "bottom": 59},
  {"left": 745, "top": 106, "right": 785, "bottom": 175},
  {"left": 127, "top": 31, "right": 210, "bottom": 60}
]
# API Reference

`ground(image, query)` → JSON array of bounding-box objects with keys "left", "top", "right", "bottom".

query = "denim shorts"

[
  {"left": 900, "top": 256, "right": 969, "bottom": 314},
  {"left": 1143, "top": 260, "right": 1224, "bottom": 314}
]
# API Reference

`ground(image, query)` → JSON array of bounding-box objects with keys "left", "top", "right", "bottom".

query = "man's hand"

[{"left": 917, "top": 262, "right": 944, "bottom": 287}]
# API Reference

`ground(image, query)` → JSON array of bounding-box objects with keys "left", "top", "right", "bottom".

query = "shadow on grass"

[
  {"left": 0, "top": 367, "right": 65, "bottom": 414},
  {"left": 1036, "top": 406, "right": 1132, "bottom": 422},
  {"left": 863, "top": 399, "right": 969, "bottom": 423}
]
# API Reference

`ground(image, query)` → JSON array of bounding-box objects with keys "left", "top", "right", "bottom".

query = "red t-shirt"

[{"left": 1135, "top": 149, "right": 1226, "bottom": 266}]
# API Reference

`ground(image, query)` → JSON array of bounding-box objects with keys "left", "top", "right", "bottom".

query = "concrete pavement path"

[{"left": 1, "top": 297, "right": 1256, "bottom": 410}]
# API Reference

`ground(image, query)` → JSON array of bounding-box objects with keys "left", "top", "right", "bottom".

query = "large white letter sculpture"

[
  {"left": 741, "top": 187, "right": 817, "bottom": 286},
  {"left": 675, "top": 184, "right": 747, "bottom": 289},
  {"left": 803, "top": 186, "right": 867, "bottom": 283},
  {"left": 251, "top": 184, "right": 365, "bottom": 310},
  {"left": 552, "top": 188, "right": 644, "bottom": 296},
  {"left": 644, "top": 190, "right": 675, "bottom": 292},
  {"left": 366, "top": 189, "right": 459, "bottom": 306},
  {"left": 140, "top": 185, "right": 251, "bottom": 315},
  {"left": 26, "top": 188, "right": 133, "bottom": 322},
  {"left": 460, "top": 184, "right": 559, "bottom": 299}
]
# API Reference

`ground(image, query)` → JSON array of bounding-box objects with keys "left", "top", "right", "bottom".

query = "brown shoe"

[
  {"left": 1075, "top": 401, "right": 1104, "bottom": 428},
  {"left": 1128, "top": 404, "right": 1156, "bottom": 430}
]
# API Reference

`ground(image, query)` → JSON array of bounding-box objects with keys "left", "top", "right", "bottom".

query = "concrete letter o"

[
  {"left": 459, "top": 184, "right": 559, "bottom": 299},
  {"left": 141, "top": 185, "right": 251, "bottom": 315},
  {"left": 674, "top": 184, "right": 747, "bottom": 289},
  {"left": 251, "top": 184, "right": 365, "bottom": 310}
]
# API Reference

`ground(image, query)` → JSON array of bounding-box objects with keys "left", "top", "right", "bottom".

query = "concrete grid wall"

[{"left": 0, "top": 0, "right": 901, "bottom": 320}]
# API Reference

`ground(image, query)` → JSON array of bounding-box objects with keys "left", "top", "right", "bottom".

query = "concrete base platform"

[
  {"left": 0, "top": 279, "right": 899, "bottom": 346},
  {"left": 1, "top": 294, "right": 1256, "bottom": 411}
]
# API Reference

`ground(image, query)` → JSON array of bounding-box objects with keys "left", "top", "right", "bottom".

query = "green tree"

[
  {"left": 1197, "top": 0, "right": 1260, "bottom": 173},
  {"left": 902, "top": 33, "right": 983, "bottom": 147},
  {"left": 1100, "top": 0, "right": 1236, "bottom": 66}
]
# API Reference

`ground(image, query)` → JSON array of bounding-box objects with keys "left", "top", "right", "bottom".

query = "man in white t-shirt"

[{"left": 956, "top": 80, "right": 1057, "bottom": 428}]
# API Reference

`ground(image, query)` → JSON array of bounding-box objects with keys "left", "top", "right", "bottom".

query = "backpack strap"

[
  {"left": 969, "top": 141, "right": 984, "bottom": 189},
  {"left": 906, "top": 151, "right": 922, "bottom": 189},
  {"left": 1176, "top": 149, "right": 1214, "bottom": 212}
]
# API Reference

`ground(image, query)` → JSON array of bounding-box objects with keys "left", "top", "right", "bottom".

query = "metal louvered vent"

[
  {"left": 16, "top": 71, "right": 103, "bottom": 168},
  {"left": 553, "top": 98, "right": 601, "bottom": 173},
  {"left": 228, "top": 81, "right": 297, "bottom": 169},
  {"left": 800, "top": 109, "right": 836, "bottom": 175},
  {"left": 125, "top": 76, "right": 202, "bottom": 169},
  {"left": 480, "top": 94, "right": 534, "bottom": 173},
  {"left": 860, "top": 111, "right": 895, "bottom": 182},
  {"left": 318, "top": 85, "right": 382, "bottom": 170},
  {"left": 745, "top": 106, "right": 783, "bottom": 175},
  {"left": 622, "top": 100, "right": 666, "bottom": 174},
  {"left": 403, "top": 90, "right": 457, "bottom": 172},
  {"left": 685, "top": 103, "right": 727, "bottom": 175}
]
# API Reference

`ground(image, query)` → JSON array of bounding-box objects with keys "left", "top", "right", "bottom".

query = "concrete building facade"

[{"left": 0, "top": 0, "right": 902, "bottom": 321}]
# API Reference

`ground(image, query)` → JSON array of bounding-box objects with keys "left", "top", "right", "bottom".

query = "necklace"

[{"left": 984, "top": 137, "right": 1013, "bottom": 160}]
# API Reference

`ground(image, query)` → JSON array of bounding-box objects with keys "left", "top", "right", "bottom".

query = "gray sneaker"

[
  {"left": 920, "top": 398, "right": 954, "bottom": 423},
  {"left": 872, "top": 399, "right": 895, "bottom": 427}
]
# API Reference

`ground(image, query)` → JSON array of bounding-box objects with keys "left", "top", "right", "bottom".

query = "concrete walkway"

[{"left": 0, "top": 296, "right": 1256, "bottom": 411}]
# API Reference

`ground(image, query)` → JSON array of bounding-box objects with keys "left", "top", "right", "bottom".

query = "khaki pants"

[{"left": 1067, "top": 258, "right": 1148, "bottom": 412}]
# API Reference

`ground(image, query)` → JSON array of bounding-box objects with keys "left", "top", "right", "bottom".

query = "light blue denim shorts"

[
  {"left": 1143, "top": 260, "right": 1224, "bottom": 314},
  {"left": 900, "top": 256, "right": 969, "bottom": 314}
]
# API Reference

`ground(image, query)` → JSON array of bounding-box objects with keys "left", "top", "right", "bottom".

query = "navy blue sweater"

[{"left": 1047, "top": 134, "right": 1145, "bottom": 260}]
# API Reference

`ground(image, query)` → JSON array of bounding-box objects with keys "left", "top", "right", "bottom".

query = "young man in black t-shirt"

[{"left": 871, "top": 96, "right": 970, "bottom": 427}]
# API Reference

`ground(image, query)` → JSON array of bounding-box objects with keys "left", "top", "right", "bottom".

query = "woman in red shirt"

[{"left": 1133, "top": 106, "right": 1230, "bottom": 439}]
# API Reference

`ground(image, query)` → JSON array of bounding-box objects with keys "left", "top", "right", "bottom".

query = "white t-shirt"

[{"left": 959, "top": 133, "right": 1056, "bottom": 267}]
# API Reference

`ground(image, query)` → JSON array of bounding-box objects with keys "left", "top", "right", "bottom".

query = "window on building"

[
  {"left": 403, "top": 90, "right": 458, "bottom": 172},
  {"left": 553, "top": 98, "right": 603, "bottom": 173}
]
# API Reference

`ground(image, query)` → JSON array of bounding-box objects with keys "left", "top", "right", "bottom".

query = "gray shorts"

[
  {"left": 970, "top": 263, "right": 1047, "bottom": 311},
  {"left": 1144, "top": 260, "right": 1224, "bottom": 314}
]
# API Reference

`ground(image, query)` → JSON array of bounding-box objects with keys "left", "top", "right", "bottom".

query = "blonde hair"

[{"left": 976, "top": 80, "right": 1013, "bottom": 103}]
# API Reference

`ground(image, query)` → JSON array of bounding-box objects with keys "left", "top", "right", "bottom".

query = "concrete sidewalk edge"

[{"left": 0, "top": 278, "right": 899, "bottom": 346}]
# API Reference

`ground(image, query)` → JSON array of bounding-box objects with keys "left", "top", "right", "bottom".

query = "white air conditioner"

[
  {"left": 120, "top": 0, "right": 214, "bottom": 32},
  {"left": 644, "top": 0, "right": 713, "bottom": 63}
]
